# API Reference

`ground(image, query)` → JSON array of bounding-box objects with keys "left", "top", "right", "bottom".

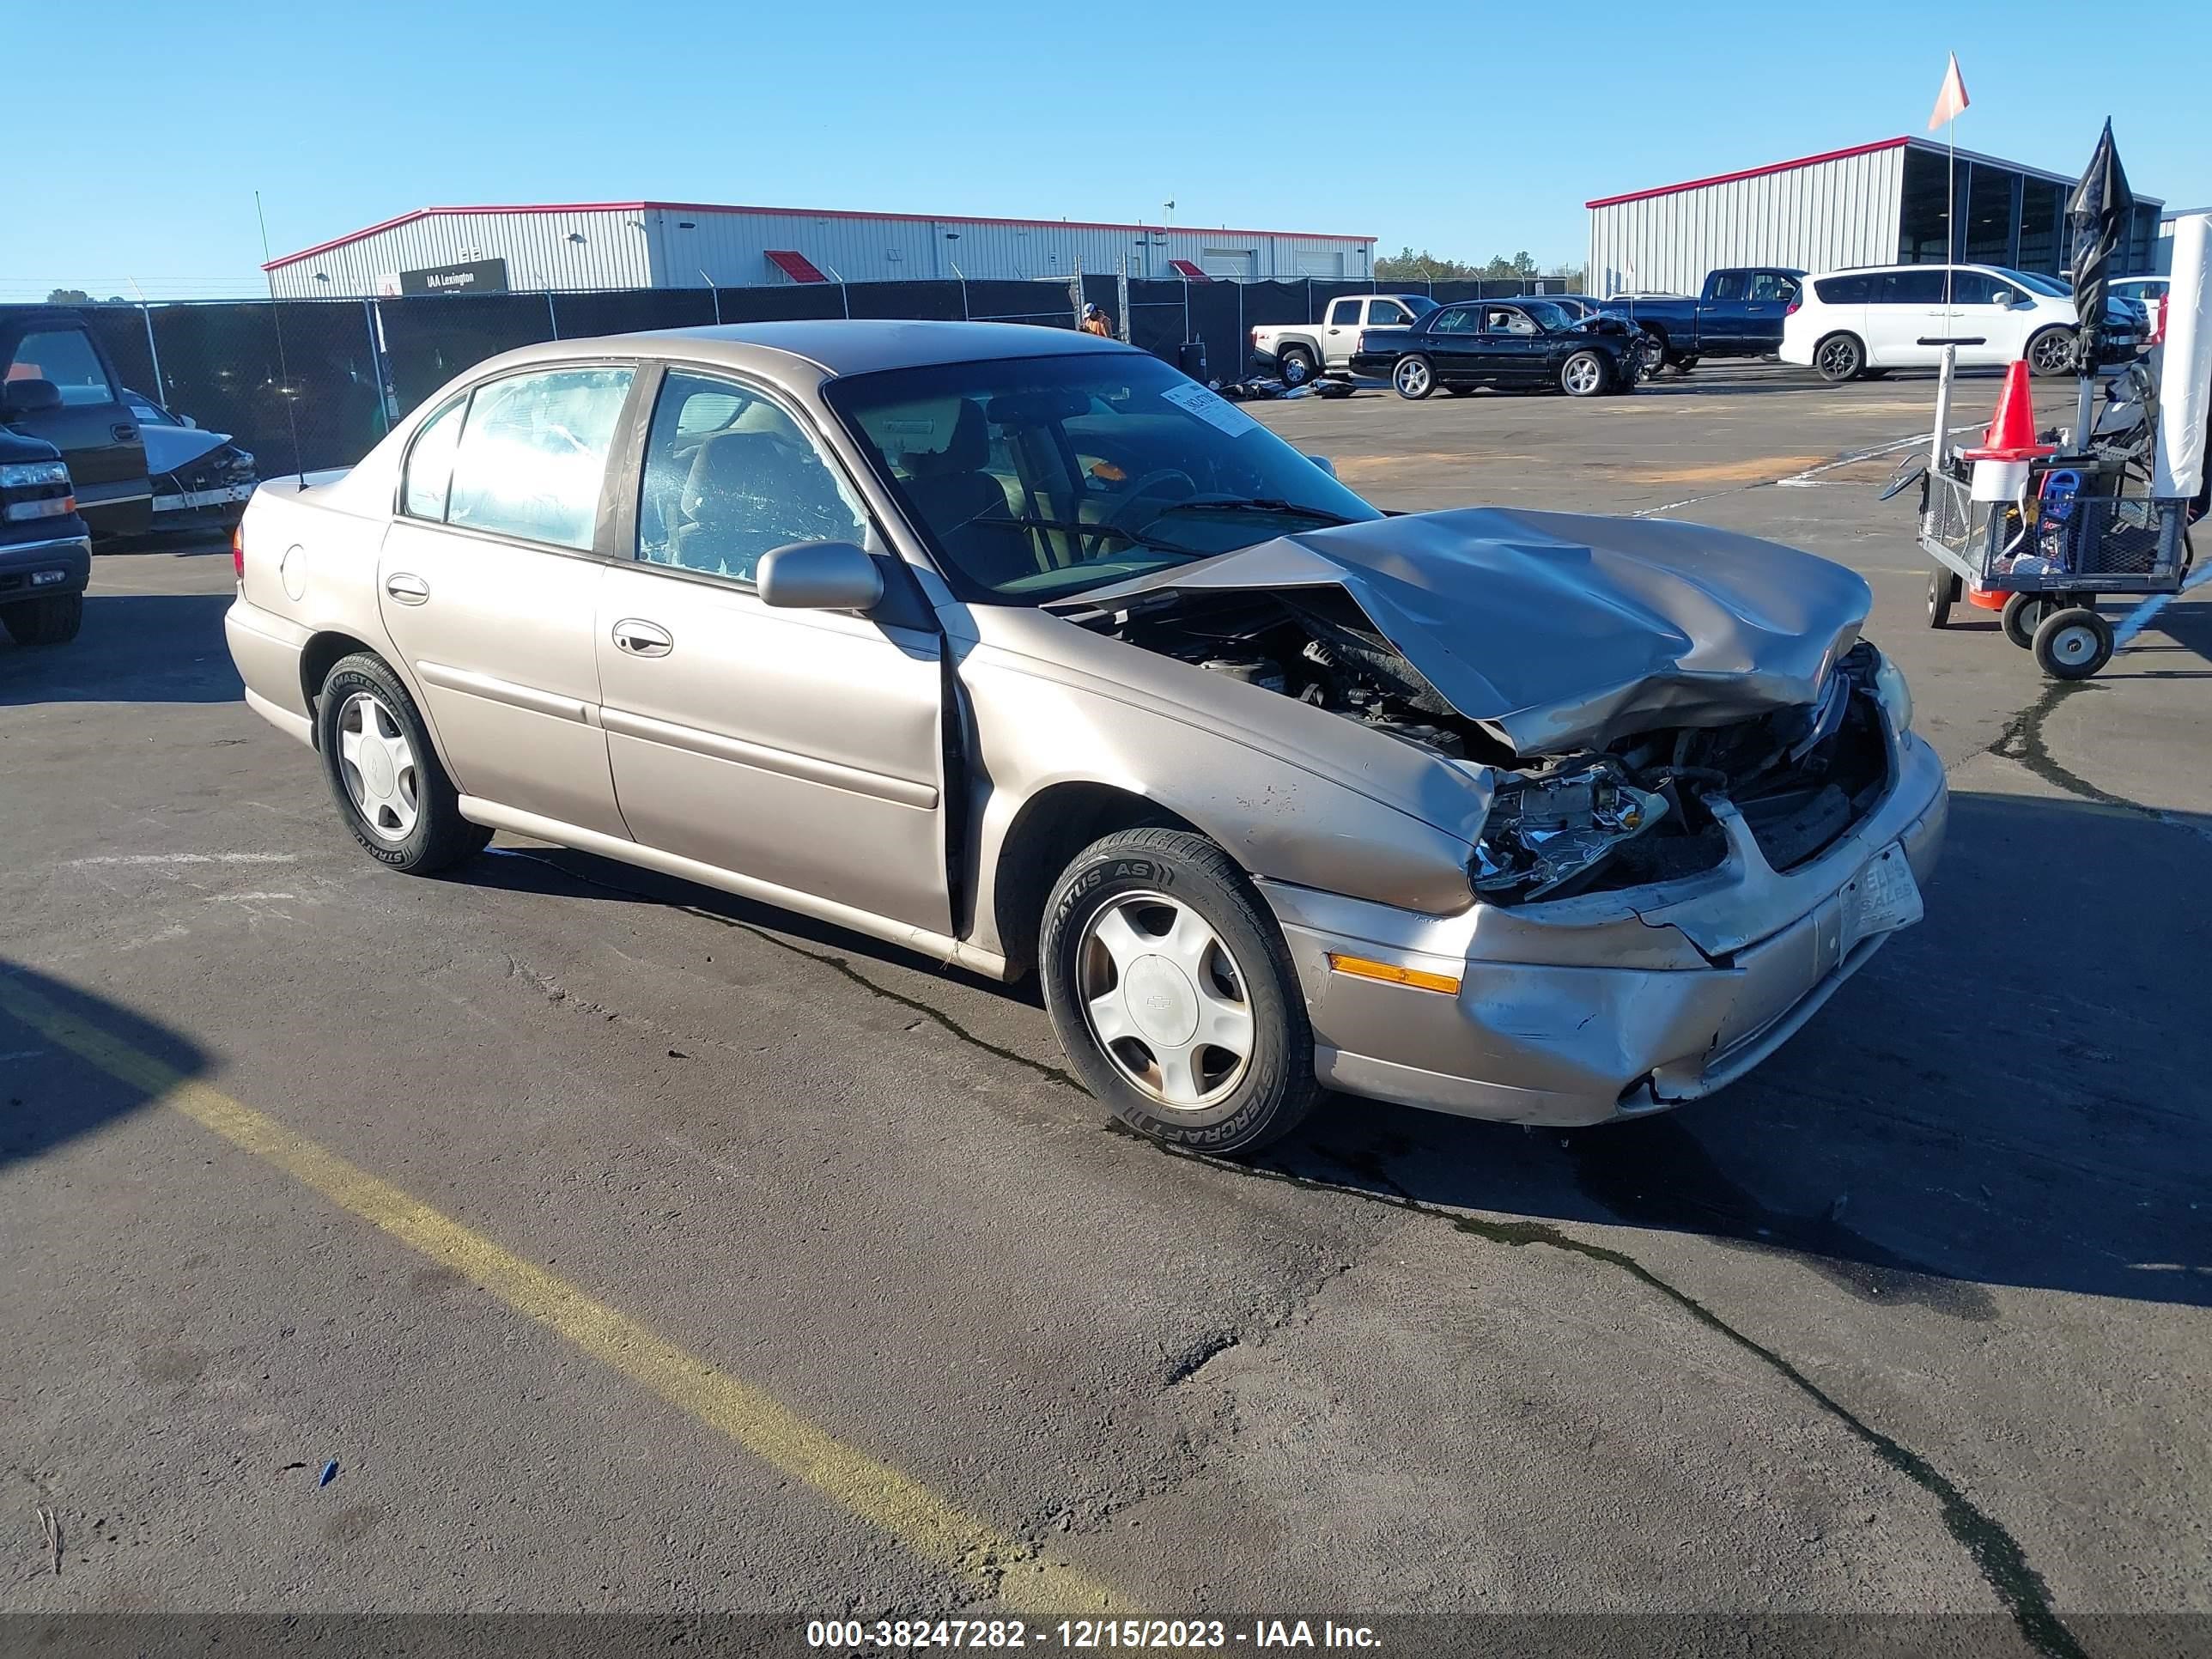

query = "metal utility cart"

[{"left": 1917, "top": 450, "right": 2190, "bottom": 678}]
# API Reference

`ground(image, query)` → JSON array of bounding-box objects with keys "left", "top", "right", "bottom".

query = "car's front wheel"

[
  {"left": 315, "top": 652, "right": 490, "bottom": 874},
  {"left": 1040, "top": 829, "right": 1317, "bottom": 1156},
  {"left": 1560, "top": 350, "right": 1608, "bottom": 398},
  {"left": 1392, "top": 355, "right": 1435, "bottom": 400},
  {"left": 2027, "top": 326, "right": 2077, "bottom": 378},
  {"left": 1, "top": 592, "right": 82, "bottom": 646}
]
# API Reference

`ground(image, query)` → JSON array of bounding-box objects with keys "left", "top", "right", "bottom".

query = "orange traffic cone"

[{"left": 1962, "top": 360, "right": 2055, "bottom": 460}]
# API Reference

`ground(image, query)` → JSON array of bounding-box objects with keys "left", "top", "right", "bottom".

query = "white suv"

[{"left": 1781, "top": 264, "right": 2128, "bottom": 382}]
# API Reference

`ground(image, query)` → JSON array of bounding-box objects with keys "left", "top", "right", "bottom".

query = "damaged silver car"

[{"left": 225, "top": 322, "right": 1945, "bottom": 1153}]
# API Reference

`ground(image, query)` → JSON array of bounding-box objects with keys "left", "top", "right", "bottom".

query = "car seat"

[{"left": 896, "top": 399, "right": 1041, "bottom": 588}]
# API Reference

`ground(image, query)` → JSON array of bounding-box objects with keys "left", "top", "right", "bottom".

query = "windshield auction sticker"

[{"left": 1159, "top": 381, "right": 1261, "bottom": 439}]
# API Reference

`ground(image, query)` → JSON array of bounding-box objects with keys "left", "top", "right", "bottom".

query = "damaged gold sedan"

[{"left": 226, "top": 321, "right": 1944, "bottom": 1153}]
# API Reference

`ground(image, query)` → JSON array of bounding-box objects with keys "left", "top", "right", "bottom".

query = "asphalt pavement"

[{"left": 3, "top": 365, "right": 2206, "bottom": 1656}]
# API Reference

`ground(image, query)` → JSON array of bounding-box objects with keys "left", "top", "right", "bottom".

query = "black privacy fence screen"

[{"left": 3, "top": 274, "right": 1572, "bottom": 478}]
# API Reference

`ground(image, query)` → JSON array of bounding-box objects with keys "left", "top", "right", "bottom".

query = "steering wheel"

[{"left": 1097, "top": 469, "right": 1200, "bottom": 553}]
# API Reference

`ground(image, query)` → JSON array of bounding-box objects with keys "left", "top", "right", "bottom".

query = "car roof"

[{"left": 478, "top": 319, "right": 1132, "bottom": 385}]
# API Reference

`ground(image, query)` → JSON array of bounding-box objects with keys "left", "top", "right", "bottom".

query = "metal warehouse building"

[
  {"left": 265, "top": 201, "right": 1376, "bottom": 298},
  {"left": 1588, "top": 137, "right": 2165, "bottom": 297}
]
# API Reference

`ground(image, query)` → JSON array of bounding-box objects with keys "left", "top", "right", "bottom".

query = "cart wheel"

[
  {"left": 2032, "top": 606, "right": 2113, "bottom": 680},
  {"left": 2001, "top": 591, "right": 2049, "bottom": 650},
  {"left": 1926, "top": 568, "right": 1959, "bottom": 628}
]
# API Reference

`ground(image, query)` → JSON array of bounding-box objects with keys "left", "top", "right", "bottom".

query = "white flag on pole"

[{"left": 1928, "top": 54, "right": 1969, "bottom": 130}]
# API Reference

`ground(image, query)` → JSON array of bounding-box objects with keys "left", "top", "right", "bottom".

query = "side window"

[
  {"left": 6, "top": 328, "right": 117, "bottom": 406},
  {"left": 400, "top": 392, "right": 469, "bottom": 521},
  {"left": 1708, "top": 272, "right": 1747, "bottom": 302},
  {"left": 637, "top": 371, "right": 868, "bottom": 585},
  {"left": 1816, "top": 274, "right": 1870, "bottom": 305},
  {"left": 1747, "top": 272, "right": 1794, "bottom": 302},
  {"left": 1880, "top": 270, "right": 1946, "bottom": 305},
  {"left": 1950, "top": 272, "right": 1997, "bottom": 305},
  {"left": 1328, "top": 300, "right": 1363, "bottom": 325},
  {"left": 443, "top": 366, "right": 634, "bottom": 550},
  {"left": 1431, "top": 307, "right": 1476, "bottom": 334},
  {"left": 1368, "top": 301, "right": 1407, "bottom": 326}
]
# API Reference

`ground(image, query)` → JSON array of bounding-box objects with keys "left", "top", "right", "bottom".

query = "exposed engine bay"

[{"left": 1084, "top": 587, "right": 1892, "bottom": 904}]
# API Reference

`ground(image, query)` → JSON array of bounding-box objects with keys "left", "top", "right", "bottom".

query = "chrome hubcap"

[
  {"left": 1076, "top": 892, "right": 1254, "bottom": 1110},
  {"left": 338, "top": 691, "right": 419, "bottom": 842},
  {"left": 1565, "top": 357, "right": 1600, "bottom": 393},
  {"left": 1283, "top": 356, "right": 1309, "bottom": 385},
  {"left": 1396, "top": 360, "right": 1429, "bottom": 396}
]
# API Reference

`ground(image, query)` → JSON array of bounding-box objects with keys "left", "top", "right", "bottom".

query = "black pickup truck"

[
  {"left": 0, "top": 422, "right": 91, "bottom": 646},
  {"left": 1596, "top": 267, "right": 1804, "bottom": 374}
]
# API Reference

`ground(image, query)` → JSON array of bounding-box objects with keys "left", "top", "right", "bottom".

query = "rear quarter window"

[{"left": 1814, "top": 275, "right": 1871, "bottom": 305}]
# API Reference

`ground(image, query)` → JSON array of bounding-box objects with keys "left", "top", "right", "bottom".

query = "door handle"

[
  {"left": 112, "top": 422, "right": 137, "bottom": 442},
  {"left": 611, "top": 618, "right": 672, "bottom": 657},
  {"left": 385, "top": 572, "right": 430, "bottom": 605}
]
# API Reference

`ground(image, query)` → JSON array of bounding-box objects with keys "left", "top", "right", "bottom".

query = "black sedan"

[{"left": 1349, "top": 299, "right": 1645, "bottom": 399}]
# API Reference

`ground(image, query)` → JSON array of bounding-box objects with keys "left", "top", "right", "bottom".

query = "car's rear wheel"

[
  {"left": 1814, "top": 333, "right": 1865, "bottom": 382},
  {"left": 1560, "top": 350, "right": 1607, "bottom": 398},
  {"left": 1393, "top": 355, "right": 1436, "bottom": 400},
  {"left": 2027, "top": 326, "right": 2076, "bottom": 378},
  {"left": 315, "top": 652, "right": 490, "bottom": 874},
  {"left": 1278, "top": 347, "right": 1316, "bottom": 387},
  {"left": 1, "top": 592, "right": 82, "bottom": 646},
  {"left": 1040, "top": 828, "right": 1317, "bottom": 1156}
]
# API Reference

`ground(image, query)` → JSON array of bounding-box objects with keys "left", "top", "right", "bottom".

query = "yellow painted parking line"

[{"left": 0, "top": 975, "right": 1126, "bottom": 1615}]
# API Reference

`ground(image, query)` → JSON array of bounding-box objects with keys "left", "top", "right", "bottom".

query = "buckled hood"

[{"left": 1054, "top": 507, "right": 1872, "bottom": 754}]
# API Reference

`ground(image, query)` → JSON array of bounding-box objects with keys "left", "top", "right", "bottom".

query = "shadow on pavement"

[
  {"left": 0, "top": 963, "right": 208, "bottom": 1169},
  {"left": 1274, "top": 786, "right": 2212, "bottom": 1312},
  {"left": 0, "top": 592, "right": 242, "bottom": 706}
]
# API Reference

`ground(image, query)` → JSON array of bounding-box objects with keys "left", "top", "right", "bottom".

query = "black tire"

[
  {"left": 1926, "top": 568, "right": 1958, "bottom": 628},
  {"left": 2032, "top": 605, "right": 2113, "bottom": 679},
  {"left": 1040, "top": 828, "right": 1318, "bottom": 1156},
  {"left": 1814, "top": 333, "right": 1864, "bottom": 382},
  {"left": 1560, "top": 349, "right": 1609, "bottom": 398},
  {"left": 2026, "top": 327, "right": 2076, "bottom": 379},
  {"left": 1278, "top": 347, "right": 1316, "bottom": 387},
  {"left": 1392, "top": 354, "right": 1436, "bottom": 400},
  {"left": 314, "top": 652, "right": 490, "bottom": 874},
  {"left": 1640, "top": 334, "right": 1669, "bottom": 377},
  {"left": 0, "top": 592, "right": 83, "bottom": 646},
  {"left": 2001, "top": 591, "right": 2050, "bottom": 651},
  {"left": 1673, "top": 355, "right": 1699, "bottom": 373}
]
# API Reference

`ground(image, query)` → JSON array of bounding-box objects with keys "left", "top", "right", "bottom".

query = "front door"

[
  {"left": 1478, "top": 306, "right": 1547, "bottom": 384},
  {"left": 2, "top": 317, "right": 149, "bottom": 537},
  {"left": 373, "top": 365, "right": 635, "bottom": 840},
  {"left": 1321, "top": 298, "right": 1364, "bottom": 369},
  {"left": 594, "top": 368, "right": 951, "bottom": 934}
]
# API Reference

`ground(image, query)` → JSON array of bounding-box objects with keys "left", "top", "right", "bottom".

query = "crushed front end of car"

[{"left": 1056, "top": 505, "right": 1948, "bottom": 1125}]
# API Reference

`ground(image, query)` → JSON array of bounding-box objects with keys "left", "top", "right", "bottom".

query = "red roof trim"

[
  {"left": 1167, "top": 259, "right": 1212, "bottom": 281},
  {"left": 1584, "top": 137, "right": 1911, "bottom": 210},
  {"left": 265, "top": 201, "right": 1375, "bottom": 270}
]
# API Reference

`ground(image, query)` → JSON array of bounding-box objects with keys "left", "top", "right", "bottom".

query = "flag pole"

[{"left": 1943, "top": 61, "right": 1957, "bottom": 328}]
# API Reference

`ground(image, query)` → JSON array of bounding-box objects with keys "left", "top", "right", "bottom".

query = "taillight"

[
  {"left": 1785, "top": 299, "right": 1801, "bottom": 316},
  {"left": 1250, "top": 328, "right": 1260, "bottom": 343},
  {"left": 232, "top": 521, "right": 245, "bottom": 580}
]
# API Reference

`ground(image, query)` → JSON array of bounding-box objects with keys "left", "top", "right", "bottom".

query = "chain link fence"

[{"left": 3, "top": 273, "right": 1585, "bottom": 478}]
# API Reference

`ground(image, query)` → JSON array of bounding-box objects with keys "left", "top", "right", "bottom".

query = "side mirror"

[
  {"left": 757, "top": 540, "right": 884, "bottom": 612},
  {"left": 1307, "top": 455, "right": 1338, "bottom": 478},
  {"left": 1, "top": 377, "right": 63, "bottom": 417}
]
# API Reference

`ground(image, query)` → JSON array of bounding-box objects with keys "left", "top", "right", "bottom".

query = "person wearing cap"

[{"left": 1079, "top": 303, "right": 1115, "bottom": 338}]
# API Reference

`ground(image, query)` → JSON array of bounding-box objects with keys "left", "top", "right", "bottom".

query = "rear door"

[
  {"left": 1734, "top": 270, "right": 1799, "bottom": 354},
  {"left": 1, "top": 316, "right": 149, "bottom": 536},
  {"left": 1321, "top": 298, "right": 1365, "bottom": 369},
  {"left": 1421, "top": 307, "right": 1484, "bottom": 380},
  {"left": 374, "top": 363, "right": 636, "bottom": 840},
  {"left": 1871, "top": 269, "right": 1948, "bottom": 366}
]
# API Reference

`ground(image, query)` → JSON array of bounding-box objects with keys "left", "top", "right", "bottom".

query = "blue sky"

[{"left": 10, "top": 0, "right": 2208, "bottom": 300}]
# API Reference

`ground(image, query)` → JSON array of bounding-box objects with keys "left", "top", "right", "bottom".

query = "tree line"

[{"left": 1371, "top": 249, "right": 1585, "bottom": 283}]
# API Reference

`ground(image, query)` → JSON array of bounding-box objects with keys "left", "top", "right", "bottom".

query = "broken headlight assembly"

[
  {"left": 1468, "top": 757, "right": 1669, "bottom": 904},
  {"left": 1871, "top": 649, "right": 1913, "bottom": 737}
]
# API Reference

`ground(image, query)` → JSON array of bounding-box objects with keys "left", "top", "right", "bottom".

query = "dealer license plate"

[{"left": 1840, "top": 842, "right": 1923, "bottom": 953}]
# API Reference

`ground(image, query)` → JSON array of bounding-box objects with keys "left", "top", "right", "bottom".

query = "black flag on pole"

[{"left": 2067, "top": 118, "right": 2135, "bottom": 369}]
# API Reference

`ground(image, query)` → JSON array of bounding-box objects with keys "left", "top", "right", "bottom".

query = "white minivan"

[{"left": 1781, "top": 264, "right": 2130, "bottom": 382}]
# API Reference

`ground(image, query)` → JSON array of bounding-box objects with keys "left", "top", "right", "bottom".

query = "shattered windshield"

[{"left": 823, "top": 352, "right": 1382, "bottom": 603}]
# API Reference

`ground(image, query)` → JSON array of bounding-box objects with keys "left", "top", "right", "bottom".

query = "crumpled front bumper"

[{"left": 1260, "top": 731, "right": 1949, "bottom": 1127}]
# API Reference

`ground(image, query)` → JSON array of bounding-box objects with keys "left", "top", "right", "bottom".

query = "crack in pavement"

[
  {"left": 1984, "top": 679, "right": 2212, "bottom": 843},
  {"left": 483, "top": 850, "right": 2081, "bottom": 1657}
]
